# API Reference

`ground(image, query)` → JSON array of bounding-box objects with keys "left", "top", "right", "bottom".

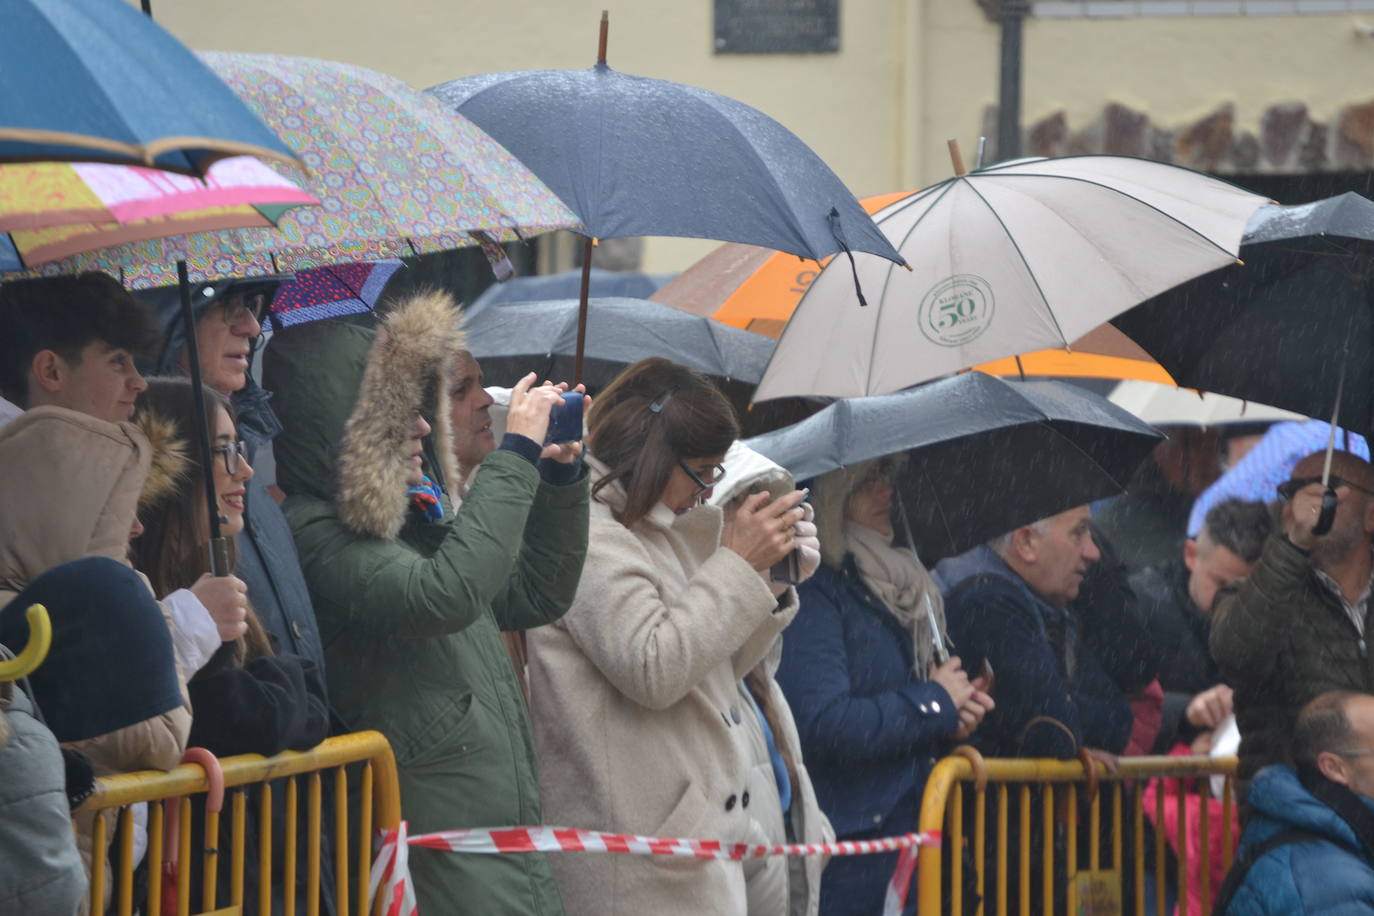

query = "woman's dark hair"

[
  {"left": 130, "top": 377, "right": 272, "bottom": 663},
  {"left": 588, "top": 358, "right": 738, "bottom": 528}
]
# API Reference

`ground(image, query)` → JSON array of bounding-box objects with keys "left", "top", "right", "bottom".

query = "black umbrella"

[
  {"left": 1114, "top": 192, "right": 1374, "bottom": 532},
  {"left": 462, "top": 296, "right": 773, "bottom": 398},
  {"left": 1115, "top": 192, "right": 1374, "bottom": 435},
  {"left": 741, "top": 371, "right": 1162, "bottom": 563}
]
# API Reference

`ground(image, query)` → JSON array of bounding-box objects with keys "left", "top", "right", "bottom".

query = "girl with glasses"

[
  {"left": 528, "top": 357, "right": 808, "bottom": 915},
  {"left": 132, "top": 377, "right": 329, "bottom": 913}
]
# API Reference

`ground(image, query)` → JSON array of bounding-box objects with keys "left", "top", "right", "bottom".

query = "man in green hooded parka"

[{"left": 264, "top": 289, "right": 589, "bottom": 914}]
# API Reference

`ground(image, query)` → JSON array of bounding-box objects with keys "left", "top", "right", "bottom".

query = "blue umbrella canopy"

[
  {"left": 744, "top": 371, "right": 1162, "bottom": 561},
  {"left": 0, "top": 0, "right": 295, "bottom": 175},
  {"left": 428, "top": 64, "right": 903, "bottom": 266}
]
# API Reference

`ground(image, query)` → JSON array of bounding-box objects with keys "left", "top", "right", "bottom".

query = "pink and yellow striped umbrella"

[
  {"left": 0, "top": 156, "right": 319, "bottom": 269},
  {"left": 0, "top": 156, "right": 317, "bottom": 231}
]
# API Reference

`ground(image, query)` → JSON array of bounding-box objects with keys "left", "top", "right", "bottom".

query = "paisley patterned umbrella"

[{"left": 30, "top": 53, "right": 582, "bottom": 287}]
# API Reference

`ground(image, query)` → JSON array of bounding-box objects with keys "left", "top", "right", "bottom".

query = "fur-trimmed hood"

[
  {"left": 132, "top": 410, "right": 190, "bottom": 512},
  {"left": 265, "top": 290, "right": 463, "bottom": 540}
]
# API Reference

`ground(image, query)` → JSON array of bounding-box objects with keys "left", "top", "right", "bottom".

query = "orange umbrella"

[{"left": 651, "top": 193, "right": 1175, "bottom": 384}]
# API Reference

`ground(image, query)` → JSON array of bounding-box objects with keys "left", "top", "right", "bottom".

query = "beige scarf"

[{"left": 845, "top": 521, "right": 948, "bottom": 675}]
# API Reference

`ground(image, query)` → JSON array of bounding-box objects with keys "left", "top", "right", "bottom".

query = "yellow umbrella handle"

[{"left": 0, "top": 604, "right": 52, "bottom": 683}]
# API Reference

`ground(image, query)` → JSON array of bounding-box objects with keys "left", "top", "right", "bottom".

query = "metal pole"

[
  {"left": 177, "top": 261, "right": 232, "bottom": 575},
  {"left": 574, "top": 236, "right": 594, "bottom": 386},
  {"left": 996, "top": 0, "right": 1027, "bottom": 163}
]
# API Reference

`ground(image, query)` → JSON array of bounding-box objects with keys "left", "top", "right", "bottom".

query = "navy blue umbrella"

[
  {"left": 0, "top": 0, "right": 295, "bottom": 175},
  {"left": 744, "top": 372, "right": 1162, "bottom": 562},
  {"left": 428, "top": 14, "right": 902, "bottom": 381},
  {"left": 430, "top": 63, "right": 900, "bottom": 265}
]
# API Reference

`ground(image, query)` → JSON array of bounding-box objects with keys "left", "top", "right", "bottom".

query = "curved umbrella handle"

[
  {"left": 0, "top": 604, "right": 52, "bottom": 683},
  {"left": 1313, "top": 487, "right": 1339, "bottom": 536}
]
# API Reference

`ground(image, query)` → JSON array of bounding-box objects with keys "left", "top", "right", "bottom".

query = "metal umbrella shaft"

[
  {"left": 894, "top": 489, "right": 950, "bottom": 665},
  {"left": 176, "top": 260, "right": 231, "bottom": 576}
]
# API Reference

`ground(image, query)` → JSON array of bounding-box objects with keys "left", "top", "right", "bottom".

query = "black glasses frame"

[
  {"left": 679, "top": 460, "right": 726, "bottom": 498},
  {"left": 217, "top": 292, "right": 269, "bottom": 327},
  {"left": 1277, "top": 474, "right": 1374, "bottom": 501},
  {"left": 212, "top": 440, "right": 250, "bottom": 476}
]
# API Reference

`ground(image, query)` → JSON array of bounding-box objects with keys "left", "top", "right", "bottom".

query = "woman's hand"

[
  {"left": 721, "top": 489, "right": 806, "bottom": 572},
  {"left": 952, "top": 688, "right": 995, "bottom": 740},
  {"left": 540, "top": 383, "right": 589, "bottom": 464},
  {"left": 928, "top": 655, "right": 974, "bottom": 710},
  {"left": 190, "top": 573, "right": 249, "bottom": 642},
  {"left": 505, "top": 372, "right": 565, "bottom": 446}
]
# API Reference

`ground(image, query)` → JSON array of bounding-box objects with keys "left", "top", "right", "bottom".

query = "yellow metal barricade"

[
  {"left": 76, "top": 731, "right": 400, "bottom": 916},
  {"left": 917, "top": 751, "right": 1239, "bottom": 916}
]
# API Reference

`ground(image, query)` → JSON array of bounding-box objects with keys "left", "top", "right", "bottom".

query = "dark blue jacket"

[
  {"left": 134, "top": 281, "right": 328, "bottom": 682},
  {"left": 776, "top": 559, "right": 958, "bottom": 839},
  {"left": 937, "top": 546, "right": 1132, "bottom": 759},
  {"left": 1222, "top": 766, "right": 1374, "bottom": 915}
]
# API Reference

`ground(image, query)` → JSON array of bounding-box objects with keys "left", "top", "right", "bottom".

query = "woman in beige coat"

[{"left": 528, "top": 358, "right": 807, "bottom": 916}]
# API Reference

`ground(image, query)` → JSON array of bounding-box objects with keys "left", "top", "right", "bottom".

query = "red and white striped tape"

[{"left": 369, "top": 824, "right": 940, "bottom": 916}]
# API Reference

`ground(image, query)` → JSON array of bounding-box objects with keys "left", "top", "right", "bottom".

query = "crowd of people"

[{"left": 4, "top": 269, "right": 1374, "bottom": 916}]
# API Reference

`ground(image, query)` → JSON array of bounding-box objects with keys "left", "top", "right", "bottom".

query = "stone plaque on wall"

[{"left": 714, "top": 0, "right": 840, "bottom": 54}]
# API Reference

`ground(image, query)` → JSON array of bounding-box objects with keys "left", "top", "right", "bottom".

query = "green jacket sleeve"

[
  {"left": 1210, "top": 532, "right": 1309, "bottom": 686},
  {"left": 490, "top": 462, "right": 590, "bottom": 632},
  {"left": 289, "top": 450, "right": 581, "bottom": 640}
]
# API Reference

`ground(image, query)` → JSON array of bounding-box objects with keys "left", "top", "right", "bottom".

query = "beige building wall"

[{"left": 138, "top": 0, "right": 1374, "bottom": 272}]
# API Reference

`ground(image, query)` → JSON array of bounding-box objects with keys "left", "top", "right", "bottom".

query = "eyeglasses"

[
  {"left": 1334, "top": 748, "right": 1374, "bottom": 759},
  {"left": 679, "top": 460, "right": 726, "bottom": 498},
  {"left": 217, "top": 293, "right": 269, "bottom": 328},
  {"left": 1276, "top": 475, "right": 1374, "bottom": 501},
  {"left": 212, "top": 440, "right": 250, "bottom": 476}
]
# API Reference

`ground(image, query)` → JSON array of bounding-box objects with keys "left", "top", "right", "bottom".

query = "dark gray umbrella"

[
  {"left": 464, "top": 268, "right": 672, "bottom": 322},
  {"left": 1115, "top": 192, "right": 1374, "bottom": 532},
  {"left": 742, "top": 371, "right": 1162, "bottom": 563},
  {"left": 427, "top": 14, "right": 902, "bottom": 381},
  {"left": 462, "top": 296, "right": 773, "bottom": 396},
  {"left": 1115, "top": 192, "right": 1374, "bottom": 435}
]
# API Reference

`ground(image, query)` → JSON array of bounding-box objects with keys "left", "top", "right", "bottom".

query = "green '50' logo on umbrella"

[{"left": 920, "top": 274, "right": 995, "bottom": 347}]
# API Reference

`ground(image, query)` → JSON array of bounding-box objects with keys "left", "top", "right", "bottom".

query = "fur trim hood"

[
  {"left": 337, "top": 290, "right": 462, "bottom": 539},
  {"left": 132, "top": 410, "right": 190, "bottom": 512},
  {"left": 264, "top": 290, "right": 463, "bottom": 541}
]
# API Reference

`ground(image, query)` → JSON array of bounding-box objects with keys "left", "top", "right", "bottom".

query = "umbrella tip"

[
  {"left": 598, "top": 10, "right": 610, "bottom": 64},
  {"left": 1235, "top": 257, "right": 1244, "bottom": 266},
  {"left": 903, "top": 261, "right": 913, "bottom": 272}
]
